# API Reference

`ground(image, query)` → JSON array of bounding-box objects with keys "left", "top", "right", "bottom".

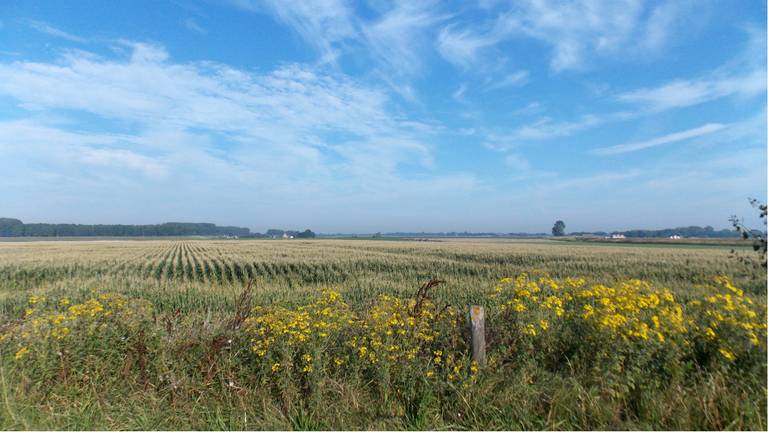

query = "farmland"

[
  {"left": 1, "top": 239, "right": 764, "bottom": 309},
  {"left": 0, "top": 239, "right": 765, "bottom": 429}
]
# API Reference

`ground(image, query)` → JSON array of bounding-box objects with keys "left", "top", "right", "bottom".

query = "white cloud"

[
  {"left": 511, "top": 102, "right": 544, "bottom": 116},
  {"left": 618, "top": 27, "right": 766, "bottom": 111},
  {"left": 81, "top": 148, "right": 168, "bottom": 178},
  {"left": 0, "top": 43, "right": 477, "bottom": 213},
  {"left": 234, "top": 0, "right": 357, "bottom": 63},
  {"left": 505, "top": 0, "right": 685, "bottom": 71},
  {"left": 479, "top": 30, "right": 764, "bottom": 152},
  {"left": 436, "top": 0, "right": 697, "bottom": 71},
  {"left": 361, "top": 1, "right": 445, "bottom": 76},
  {"left": 0, "top": 45, "right": 388, "bottom": 138},
  {"left": 451, "top": 84, "right": 467, "bottom": 103},
  {"left": 0, "top": 118, "right": 167, "bottom": 180},
  {"left": 592, "top": 123, "right": 727, "bottom": 156},
  {"left": 617, "top": 70, "right": 766, "bottom": 111},
  {"left": 183, "top": 18, "right": 207, "bottom": 35},
  {"left": 25, "top": 20, "right": 87, "bottom": 43},
  {"left": 436, "top": 25, "right": 499, "bottom": 69},
  {"left": 480, "top": 115, "right": 604, "bottom": 151},
  {"left": 505, "top": 114, "right": 604, "bottom": 143},
  {"left": 487, "top": 70, "right": 529, "bottom": 89},
  {"left": 234, "top": 0, "right": 445, "bottom": 83},
  {"left": 641, "top": 2, "right": 685, "bottom": 52}
]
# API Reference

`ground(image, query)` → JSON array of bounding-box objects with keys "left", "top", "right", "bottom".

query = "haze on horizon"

[{"left": 0, "top": 1, "right": 766, "bottom": 234}]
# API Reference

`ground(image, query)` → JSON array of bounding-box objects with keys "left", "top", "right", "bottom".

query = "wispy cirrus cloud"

[
  {"left": 486, "top": 70, "right": 528, "bottom": 89},
  {"left": 482, "top": 113, "right": 620, "bottom": 151},
  {"left": 617, "top": 27, "right": 766, "bottom": 111},
  {"left": 436, "top": 25, "right": 499, "bottom": 69},
  {"left": 25, "top": 19, "right": 87, "bottom": 43},
  {"left": 592, "top": 123, "right": 727, "bottom": 156},
  {"left": 361, "top": 1, "right": 446, "bottom": 77},
  {"left": 183, "top": 18, "right": 207, "bottom": 35},
  {"left": 231, "top": 0, "right": 356, "bottom": 63},
  {"left": 232, "top": 0, "right": 446, "bottom": 82},
  {"left": 479, "top": 28, "right": 764, "bottom": 155},
  {"left": 435, "top": 0, "right": 699, "bottom": 72},
  {"left": 617, "top": 69, "right": 766, "bottom": 111}
]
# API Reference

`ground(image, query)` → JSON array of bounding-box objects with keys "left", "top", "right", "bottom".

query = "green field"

[{"left": 0, "top": 239, "right": 765, "bottom": 429}]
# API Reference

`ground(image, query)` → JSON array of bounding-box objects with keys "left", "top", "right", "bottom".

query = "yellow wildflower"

[
  {"left": 14, "top": 347, "right": 29, "bottom": 361},
  {"left": 718, "top": 347, "right": 735, "bottom": 361}
]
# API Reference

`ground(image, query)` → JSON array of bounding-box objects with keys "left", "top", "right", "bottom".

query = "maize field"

[{"left": 0, "top": 239, "right": 765, "bottom": 430}]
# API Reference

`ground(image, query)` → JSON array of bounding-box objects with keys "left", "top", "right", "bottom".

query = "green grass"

[{"left": 0, "top": 239, "right": 765, "bottom": 430}]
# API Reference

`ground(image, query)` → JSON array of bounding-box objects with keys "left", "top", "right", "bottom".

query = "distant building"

[
  {"left": 610, "top": 234, "right": 626, "bottom": 239},
  {"left": 669, "top": 235, "right": 682, "bottom": 239}
]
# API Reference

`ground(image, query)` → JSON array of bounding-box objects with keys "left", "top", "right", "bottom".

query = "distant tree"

[
  {"left": 0, "top": 218, "right": 24, "bottom": 236},
  {"left": 296, "top": 229, "right": 316, "bottom": 238},
  {"left": 552, "top": 220, "right": 566, "bottom": 237},
  {"left": 729, "top": 198, "right": 767, "bottom": 268}
]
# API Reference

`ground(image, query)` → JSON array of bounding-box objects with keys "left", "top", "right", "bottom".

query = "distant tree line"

[
  {"left": 0, "top": 218, "right": 318, "bottom": 239},
  {"left": 570, "top": 226, "right": 758, "bottom": 238},
  {"left": 377, "top": 232, "right": 547, "bottom": 238},
  {"left": 0, "top": 218, "right": 252, "bottom": 237}
]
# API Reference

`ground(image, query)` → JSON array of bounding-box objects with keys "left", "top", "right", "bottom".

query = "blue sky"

[{"left": 0, "top": 1, "right": 765, "bottom": 233}]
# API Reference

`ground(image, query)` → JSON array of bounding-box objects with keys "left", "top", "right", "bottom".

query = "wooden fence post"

[{"left": 468, "top": 305, "right": 486, "bottom": 367}]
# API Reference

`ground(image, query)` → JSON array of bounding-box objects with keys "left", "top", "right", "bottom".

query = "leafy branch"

[{"left": 729, "top": 198, "right": 767, "bottom": 269}]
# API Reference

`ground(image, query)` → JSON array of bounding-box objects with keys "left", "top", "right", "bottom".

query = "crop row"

[{"left": 0, "top": 240, "right": 765, "bottom": 300}]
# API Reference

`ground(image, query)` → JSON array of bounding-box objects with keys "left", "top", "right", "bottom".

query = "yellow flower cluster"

[
  {"left": 351, "top": 294, "right": 478, "bottom": 383},
  {"left": 244, "top": 289, "right": 476, "bottom": 381},
  {"left": 687, "top": 276, "right": 767, "bottom": 359},
  {"left": 244, "top": 288, "right": 355, "bottom": 366},
  {"left": 492, "top": 272, "right": 766, "bottom": 362},
  {"left": 350, "top": 294, "right": 451, "bottom": 365},
  {"left": 4, "top": 293, "right": 151, "bottom": 361}
]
